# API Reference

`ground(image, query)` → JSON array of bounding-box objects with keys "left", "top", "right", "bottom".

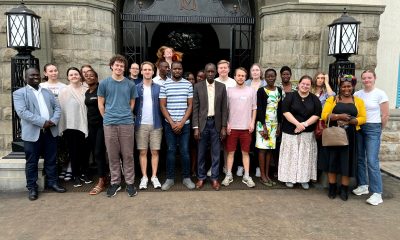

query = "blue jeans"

[
  {"left": 197, "top": 119, "right": 221, "bottom": 181},
  {"left": 24, "top": 130, "right": 58, "bottom": 190},
  {"left": 356, "top": 123, "right": 383, "bottom": 193},
  {"left": 165, "top": 123, "right": 190, "bottom": 179}
]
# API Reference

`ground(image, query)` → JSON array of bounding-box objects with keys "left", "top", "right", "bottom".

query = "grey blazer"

[
  {"left": 192, "top": 80, "right": 227, "bottom": 133},
  {"left": 13, "top": 86, "right": 61, "bottom": 142}
]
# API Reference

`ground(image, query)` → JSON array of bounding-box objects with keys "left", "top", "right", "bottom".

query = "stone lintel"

[
  {"left": 1, "top": 0, "right": 116, "bottom": 13},
  {"left": 259, "top": 3, "right": 385, "bottom": 17}
]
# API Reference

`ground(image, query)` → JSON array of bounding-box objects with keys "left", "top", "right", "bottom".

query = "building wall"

[
  {"left": 0, "top": 0, "right": 116, "bottom": 156},
  {"left": 375, "top": 0, "right": 400, "bottom": 109},
  {"left": 256, "top": 2, "right": 384, "bottom": 82}
]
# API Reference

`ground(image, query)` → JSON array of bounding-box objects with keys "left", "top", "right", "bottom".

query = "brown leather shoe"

[
  {"left": 211, "top": 180, "right": 221, "bottom": 191},
  {"left": 195, "top": 180, "right": 205, "bottom": 189}
]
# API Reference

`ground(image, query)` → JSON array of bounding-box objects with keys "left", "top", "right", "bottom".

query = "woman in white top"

[
  {"left": 40, "top": 63, "right": 66, "bottom": 98},
  {"left": 58, "top": 67, "right": 89, "bottom": 188},
  {"left": 353, "top": 69, "right": 389, "bottom": 206},
  {"left": 39, "top": 64, "right": 70, "bottom": 180}
]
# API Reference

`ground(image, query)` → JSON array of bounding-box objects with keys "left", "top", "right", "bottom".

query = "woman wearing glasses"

[{"left": 320, "top": 75, "right": 366, "bottom": 201}]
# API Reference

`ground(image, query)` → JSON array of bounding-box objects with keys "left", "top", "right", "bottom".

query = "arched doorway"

[{"left": 121, "top": 0, "right": 255, "bottom": 73}]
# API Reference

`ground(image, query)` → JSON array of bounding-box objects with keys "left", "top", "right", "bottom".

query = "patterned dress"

[{"left": 255, "top": 88, "right": 282, "bottom": 149}]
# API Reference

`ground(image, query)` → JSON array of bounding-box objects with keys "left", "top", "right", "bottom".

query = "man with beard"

[{"left": 159, "top": 61, "right": 195, "bottom": 191}]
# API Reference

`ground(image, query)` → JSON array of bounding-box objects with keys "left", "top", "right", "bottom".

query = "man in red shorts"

[{"left": 222, "top": 67, "right": 257, "bottom": 188}]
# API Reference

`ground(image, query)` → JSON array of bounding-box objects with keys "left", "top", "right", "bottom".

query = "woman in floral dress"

[{"left": 256, "top": 69, "right": 283, "bottom": 186}]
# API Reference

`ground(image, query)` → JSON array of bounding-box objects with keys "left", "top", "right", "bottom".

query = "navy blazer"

[{"left": 13, "top": 86, "right": 61, "bottom": 142}]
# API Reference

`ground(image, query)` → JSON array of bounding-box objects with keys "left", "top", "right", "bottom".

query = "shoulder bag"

[{"left": 322, "top": 113, "right": 349, "bottom": 147}]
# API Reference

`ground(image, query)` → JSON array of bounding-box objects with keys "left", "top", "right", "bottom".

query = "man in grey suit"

[
  {"left": 13, "top": 68, "right": 66, "bottom": 201},
  {"left": 192, "top": 63, "right": 227, "bottom": 190}
]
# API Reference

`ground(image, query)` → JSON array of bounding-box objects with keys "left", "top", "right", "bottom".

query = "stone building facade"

[{"left": 0, "top": 0, "right": 392, "bottom": 157}]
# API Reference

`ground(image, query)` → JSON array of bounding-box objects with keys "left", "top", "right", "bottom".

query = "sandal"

[
  {"left": 89, "top": 185, "right": 105, "bottom": 195},
  {"left": 260, "top": 178, "right": 273, "bottom": 187},
  {"left": 268, "top": 179, "right": 277, "bottom": 186}
]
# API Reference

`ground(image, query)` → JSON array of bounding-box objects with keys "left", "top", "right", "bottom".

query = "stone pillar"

[
  {"left": 0, "top": 0, "right": 116, "bottom": 157},
  {"left": 256, "top": 2, "right": 385, "bottom": 81}
]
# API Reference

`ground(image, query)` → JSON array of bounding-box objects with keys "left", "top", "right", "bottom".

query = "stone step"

[{"left": 0, "top": 158, "right": 44, "bottom": 191}]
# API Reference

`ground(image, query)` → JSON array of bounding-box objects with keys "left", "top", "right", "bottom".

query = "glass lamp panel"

[
  {"left": 328, "top": 26, "right": 336, "bottom": 55},
  {"left": 26, "top": 15, "right": 33, "bottom": 47},
  {"left": 10, "top": 15, "right": 26, "bottom": 47},
  {"left": 335, "top": 24, "right": 341, "bottom": 54},
  {"left": 33, "top": 17, "right": 40, "bottom": 48},
  {"left": 341, "top": 24, "right": 357, "bottom": 54}
]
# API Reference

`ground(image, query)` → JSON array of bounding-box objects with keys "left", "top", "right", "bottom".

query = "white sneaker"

[
  {"left": 222, "top": 174, "right": 233, "bottom": 186},
  {"left": 285, "top": 182, "right": 294, "bottom": 188},
  {"left": 139, "top": 177, "right": 148, "bottom": 190},
  {"left": 182, "top": 178, "right": 195, "bottom": 189},
  {"left": 255, "top": 167, "right": 261, "bottom": 177},
  {"left": 242, "top": 176, "right": 256, "bottom": 188},
  {"left": 151, "top": 176, "right": 161, "bottom": 189},
  {"left": 206, "top": 168, "right": 212, "bottom": 177},
  {"left": 301, "top": 182, "right": 309, "bottom": 190},
  {"left": 352, "top": 185, "right": 369, "bottom": 196},
  {"left": 366, "top": 193, "right": 383, "bottom": 206},
  {"left": 236, "top": 166, "right": 244, "bottom": 177}
]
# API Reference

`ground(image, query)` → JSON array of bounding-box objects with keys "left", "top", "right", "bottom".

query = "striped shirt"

[{"left": 159, "top": 78, "right": 193, "bottom": 124}]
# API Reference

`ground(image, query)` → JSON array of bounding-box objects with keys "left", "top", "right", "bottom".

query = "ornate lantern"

[
  {"left": 327, "top": 9, "right": 361, "bottom": 93},
  {"left": 328, "top": 9, "right": 360, "bottom": 57},
  {"left": 5, "top": 2, "right": 41, "bottom": 51}
]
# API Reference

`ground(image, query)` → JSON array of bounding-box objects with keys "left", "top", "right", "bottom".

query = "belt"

[{"left": 206, "top": 116, "right": 215, "bottom": 120}]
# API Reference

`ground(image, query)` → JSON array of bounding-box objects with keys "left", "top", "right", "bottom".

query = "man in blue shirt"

[{"left": 98, "top": 54, "right": 138, "bottom": 197}]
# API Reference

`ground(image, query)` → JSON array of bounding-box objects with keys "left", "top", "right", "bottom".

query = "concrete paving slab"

[
  {"left": 381, "top": 161, "right": 400, "bottom": 179},
  {"left": 0, "top": 175, "right": 399, "bottom": 240}
]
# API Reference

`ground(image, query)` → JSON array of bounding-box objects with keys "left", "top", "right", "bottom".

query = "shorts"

[
  {"left": 226, "top": 129, "right": 252, "bottom": 152},
  {"left": 135, "top": 124, "right": 162, "bottom": 150}
]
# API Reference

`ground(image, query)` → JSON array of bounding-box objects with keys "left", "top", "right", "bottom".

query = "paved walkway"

[{"left": 1, "top": 174, "right": 399, "bottom": 239}]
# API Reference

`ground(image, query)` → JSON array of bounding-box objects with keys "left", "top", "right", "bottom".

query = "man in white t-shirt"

[
  {"left": 134, "top": 62, "right": 163, "bottom": 190},
  {"left": 215, "top": 60, "right": 236, "bottom": 89}
]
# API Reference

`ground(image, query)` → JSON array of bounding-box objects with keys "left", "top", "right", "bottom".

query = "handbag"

[
  {"left": 314, "top": 119, "right": 326, "bottom": 140},
  {"left": 322, "top": 114, "right": 349, "bottom": 147}
]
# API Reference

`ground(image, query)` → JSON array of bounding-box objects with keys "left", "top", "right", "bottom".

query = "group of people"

[{"left": 14, "top": 45, "right": 389, "bottom": 206}]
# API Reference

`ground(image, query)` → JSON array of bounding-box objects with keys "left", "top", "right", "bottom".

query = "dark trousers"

[
  {"left": 165, "top": 123, "right": 190, "bottom": 179},
  {"left": 24, "top": 130, "right": 57, "bottom": 190},
  {"left": 88, "top": 124, "right": 107, "bottom": 177},
  {"left": 63, "top": 129, "right": 86, "bottom": 178},
  {"left": 197, "top": 119, "right": 221, "bottom": 181}
]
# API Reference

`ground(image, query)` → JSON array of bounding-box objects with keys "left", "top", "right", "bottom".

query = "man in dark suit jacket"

[
  {"left": 192, "top": 63, "right": 227, "bottom": 190},
  {"left": 13, "top": 68, "right": 66, "bottom": 201}
]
